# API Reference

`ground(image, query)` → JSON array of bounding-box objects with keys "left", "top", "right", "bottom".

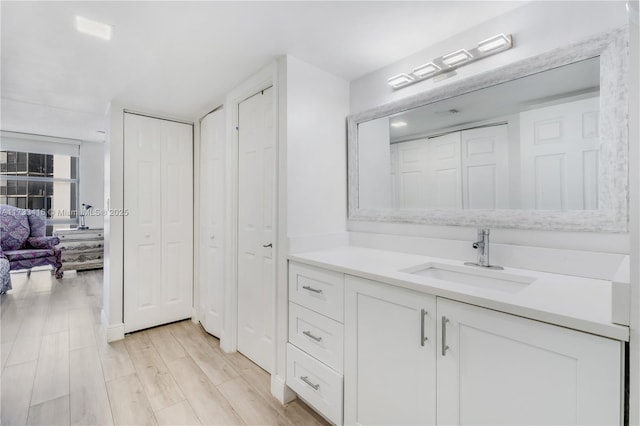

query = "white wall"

[
  {"left": 351, "top": 1, "right": 627, "bottom": 112},
  {"left": 347, "top": 0, "right": 630, "bottom": 257},
  {"left": 285, "top": 56, "right": 350, "bottom": 252},
  {"left": 79, "top": 142, "right": 104, "bottom": 229}
]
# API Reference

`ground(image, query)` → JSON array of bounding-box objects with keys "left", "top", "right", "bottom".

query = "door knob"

[{"left": 263, "top": 243, "right": 273, "bottom": 248}]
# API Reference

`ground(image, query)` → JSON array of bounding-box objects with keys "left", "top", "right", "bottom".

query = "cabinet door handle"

[
  {"left": 302, "top": 285, "right": 323, "bottom": 294},
  {"left": 421, "top": 309, "right": 428, "bottom": 346},
  {"left": 300, "top": 376, "right": 320, "bottom": 390},
  {"left": 441, "top": 316, "right": 450, "bottom": 356},
  {"left": 303, "top": 330, "right": 322, "bottom": 342}
]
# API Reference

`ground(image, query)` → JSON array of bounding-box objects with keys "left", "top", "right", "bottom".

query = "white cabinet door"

[
  {"left": 199, "top": 109, "right": 225, "bottom": 337},
  {"left": 237, "top": 87, "right": 276, "bottom": 373},
  {"left": 124, "top": 113, "right": 193, "bottom": 333},
  {"left": 344, "top": 275, "right": 437, "bottom": 426},
  {"left": 436, "top": 298, "right": 623, "bottom": 426}
]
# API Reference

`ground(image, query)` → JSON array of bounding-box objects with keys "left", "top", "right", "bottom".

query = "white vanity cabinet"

[
  {"left": 436, "top": 297, "right": 623, "bottom": 426},
  {"left": 344, "top": 275, "right": 437, "bottom": 426},
  {"left": 342, "top": 275, "right": 623, "bottom": 426},
  {"left": 287, "top": 262, "right": 345, "bottom": 425}
]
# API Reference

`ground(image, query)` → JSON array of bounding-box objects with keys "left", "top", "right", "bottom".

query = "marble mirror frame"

[{"left": 347, "top": 29, "right": 629, "bottom": 232}]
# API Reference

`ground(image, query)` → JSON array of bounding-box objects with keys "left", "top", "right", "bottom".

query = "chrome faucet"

[{"left": 465, "top": 229, "right": 503, "bottom": 270}]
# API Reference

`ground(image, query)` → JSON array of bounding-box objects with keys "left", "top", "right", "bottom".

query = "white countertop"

[{"left": 289, "top": 246, "right": 629, "bottom": 342}]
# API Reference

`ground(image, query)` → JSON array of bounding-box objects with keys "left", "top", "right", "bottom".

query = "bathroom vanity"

[
  {"left": 284, "top": 28, "right": 631, "bottom": 426},
  {"left": 285, "top": 246, "right": 627, "bottom": 425}
]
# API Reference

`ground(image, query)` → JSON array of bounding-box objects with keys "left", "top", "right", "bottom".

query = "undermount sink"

[{"left": 400, "top": 262, "right": 536, "bottom": 293}]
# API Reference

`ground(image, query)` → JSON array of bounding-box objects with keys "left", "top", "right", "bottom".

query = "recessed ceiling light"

[
  {"left": 412, "top": 62, "right": 441, "bottom": 78},
  {"left": 75, "top": 15, "right": 113, "bottom": 40},
  {"left": 442, "top": 49, "right": 473, "bottom": 67},
  {"left": 387, "top": 74, "right": 414, "bottom": 88},
  {"left": 390, "top": 121, "right": 407, "bottom": 128},
  {"left": 477, "top": 33, "right": 512, "bottom": 54}
]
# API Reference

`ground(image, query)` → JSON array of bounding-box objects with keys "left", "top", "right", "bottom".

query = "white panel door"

[
  {"left": 390, "top": 139, "right": 429, "bottom": 209},
  {"left": 124, "top": 113, "right": 193, "bottom": 333},
  {"left": 520, "top": 97, "right": 599, "bottom": 210},
  {"left": 461, "top": 125, "right": 510, "bottom": 209},
  {"left": 344, "top": 276, "right": 437, "bottom": 426},
  {"left": 437, "top": 298, "right": 622, "bottom": 426},
  {"left": 237, "top": 87, "right": 275, "bottom": 372},
  {"left": 427, "top": 133, "right": 462, "bottom": 208},
  {"left": 199, "top": 109, "right": 225, "bottom": 337}
]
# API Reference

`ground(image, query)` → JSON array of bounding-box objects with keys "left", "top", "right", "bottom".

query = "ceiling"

[{"left": 1, "top": 1, "right": 528, "bottom": 143}]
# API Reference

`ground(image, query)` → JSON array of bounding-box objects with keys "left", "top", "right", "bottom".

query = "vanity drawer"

[
  {"left": 287, "top": 343, "right": 343, "bottom": 425},
  {"left": 289, "top": 302, "right": 344, "bottom": 373},
  {"left": 289, "top": 262, "right": 344, "bottom": 322}
]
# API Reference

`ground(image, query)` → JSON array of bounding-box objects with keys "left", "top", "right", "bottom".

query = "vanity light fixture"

[
  {"left": 412, "top": 62, "right": 441, "bottom": 78},
  {"left": 441, "top": 49, "right": 473, "bottom": 67},
  {"left": 387, "top": 73, "right": 415, "bottom": 89},
  {"left": 75, "top": 15, "right": 113, "bottom": 40},
  {"left": 388, "top": 33, "right": 513, "bottom": 90},
  {"left": 477, "top": 33, "right": 512, "bottom": 53},
  {"left": 390, "top": 121, "right": 407, "bottom": 128}
]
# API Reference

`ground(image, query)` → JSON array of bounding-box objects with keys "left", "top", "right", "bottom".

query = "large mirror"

[{"left": 348, "top": 29, "right": 628, "bottom": 232}]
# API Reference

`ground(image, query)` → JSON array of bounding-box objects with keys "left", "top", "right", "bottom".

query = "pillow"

[
  {"left": 0, "top": 210, "right": 30, "bottom": 251},
  {"left": 27, "top": 236, "right": 60, "bottom": 249}
]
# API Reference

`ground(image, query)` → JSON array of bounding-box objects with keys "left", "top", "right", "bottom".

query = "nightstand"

[{"left": 54, "top": 228, "right": 104, "bottom": 271}]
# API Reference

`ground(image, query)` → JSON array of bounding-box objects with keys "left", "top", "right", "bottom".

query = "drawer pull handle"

[
  {"left": 300, "top": 376, "right": 320, "bottom": 390},
  {"left": 302, "top": 285, "right": 323, "bottom": 294},
  {"left": 420, "top": 309, "right": 428, "bottom": 346},
  {"left": 303, "top": 330, "right": 322, "bottom": 342},
  {"left": 442, "top": 316, "right": 450, "bottom": 356}
]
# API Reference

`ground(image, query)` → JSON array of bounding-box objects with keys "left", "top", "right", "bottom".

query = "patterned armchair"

[{"left": 0, "top": 205, "right": 63, "bottom": 280}]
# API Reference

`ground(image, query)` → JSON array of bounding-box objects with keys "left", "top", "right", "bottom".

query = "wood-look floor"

[{"left": 0, "top": 269, "right": 329, "bottom": 426}]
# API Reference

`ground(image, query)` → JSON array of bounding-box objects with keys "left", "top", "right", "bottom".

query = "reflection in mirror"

[{"left": 358, "top": 57, "right": 600, "bottom": 211}]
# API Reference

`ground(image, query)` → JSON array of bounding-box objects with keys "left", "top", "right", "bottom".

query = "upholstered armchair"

[{"left": 0, "top": 205, "right": 63, "bottom": 279}]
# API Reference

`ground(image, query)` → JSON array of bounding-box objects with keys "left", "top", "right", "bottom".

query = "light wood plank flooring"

[{"left": 1, "top": 269, "right": 328, "bottom": 426}]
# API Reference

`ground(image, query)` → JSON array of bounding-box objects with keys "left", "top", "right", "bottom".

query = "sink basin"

[{"left": 400, "top": 262, "right": 536, "bottom": 293}]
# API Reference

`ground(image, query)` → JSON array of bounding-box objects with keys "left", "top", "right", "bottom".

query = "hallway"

[{"left": 0, "top": 270, "right": 327, "bottom": 425}]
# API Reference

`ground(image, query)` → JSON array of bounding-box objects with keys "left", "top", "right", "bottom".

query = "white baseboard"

[
  {"left": 106, "top": 323, "right": 125, "bottom": 342},
  {"left": 191, "top": 308, "right": 199, "bottom": 324},
  {"left": 101, "top": 309, "right": 125, "bottom": 342},
  {"left": 271, "top": 374, "right": 296, "bottom": 404}
]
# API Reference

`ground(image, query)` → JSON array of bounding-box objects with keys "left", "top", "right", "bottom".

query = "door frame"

[{"left": 221, "top": 63, "right": 279, "bottom": 363}]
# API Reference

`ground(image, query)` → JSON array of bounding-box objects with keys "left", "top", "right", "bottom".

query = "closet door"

[
  {"left": 124, "top": 113, "right": 193, "bottom": 333},
  {"left": 199, "top": 109, "right": 225, "bottom": 337},
  {"left": 426, "top": 132, "right": 462, "bottom": 208},
  {"left": 237, "top": 87, "right": 276, "bottom": 372},
  {"left": 460, "top": 124, "right": 510, "bottom": 209},
  {"left": 520, "top": 97, "right": 599, "bottom": 210}
]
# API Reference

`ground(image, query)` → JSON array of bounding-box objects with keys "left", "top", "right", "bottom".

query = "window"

[{"left": 1, "top": 150, "right": 79, "bottom": 235}]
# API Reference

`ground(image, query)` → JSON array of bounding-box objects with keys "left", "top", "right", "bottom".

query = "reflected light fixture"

[
  {"left": 75, "top": 15, "right": 113, "bottom": 40},
  {"left": 388, "top": 33, "right": 513, "bottom": 90},
  {"left": 387, "top": 73, "right": 415, "bottom": 89},
  {"left": 390, "top": 121, "right": 407, "bottom": 128}
]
